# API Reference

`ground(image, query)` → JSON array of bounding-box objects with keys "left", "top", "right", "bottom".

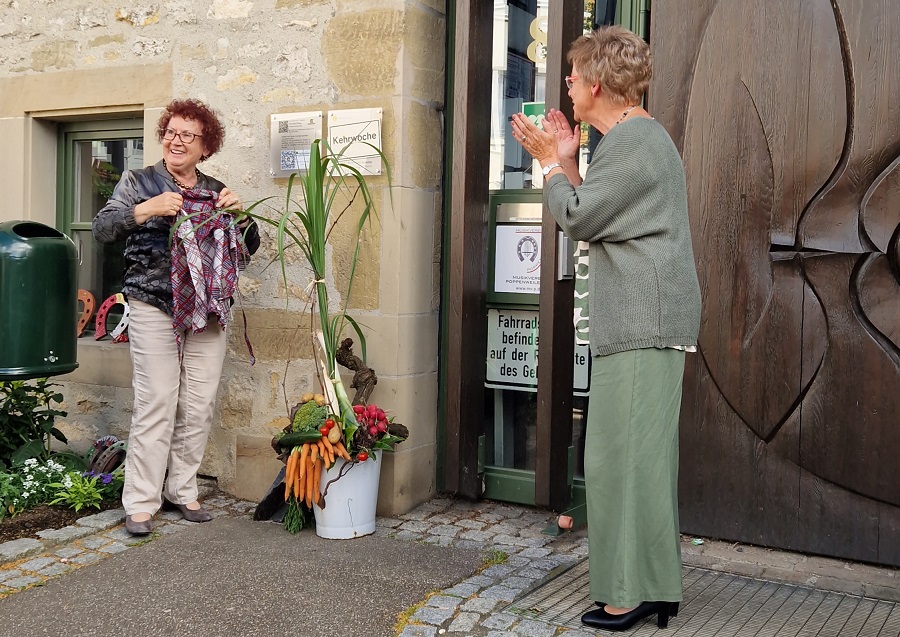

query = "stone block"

[
  {"left": 377, "top": 442, "right": 437, "bottom": 516},
  {"left": 0, "top": 538, "right": 44, "bottom": 563},
  {"left": 31, "top": 40, "right": 77, "bottom": 72},
  {"left": 0, "top": 570, "right": 23, "bottom": 584},
  {"left": 479, "top": 610, "right": 517, "bottom": 628},
  {"left": 98, "top": 542, "right": 129, "bottom": 554},
  {"left": 221, "top": 434, "right": 285, "bottom": 502},
  {"left": 379, "top": 188, "right": 438, "bottom": 315},
  {"left": 217, "top": 65, "right": 258, "bottom": 91},
  {"left": 276, "top": 0, "right": 329, "bottom": 7},
  {"left": 404, "top": 101, "right": 443, "bottom": 189},
  {"left": 863, "top": 583, "right": 900, "bottom": 603},
  {"left": 54, "top": 547, "right": 83, "bottom": 558},
  {"left": 3, "top": 575, "right": 42, "bottom": 588},
  {"left": 366, "top": 374, "right": 438, "bottom": 448},
  {"left": 354, "top": 313, "right": 439, "bottom": 378},
  {"left": 36, "top": 525, "right": 97, "bottom": 543},
  {"left": 19, "top": 557, "right": 57, "bottom": 572},
  {"left": 37, "top": 563, "right": 73, "bottom": 576},
  {"left": 398, "top": 625, "right": 437, "bottom": 637},
  {"left": 227, "top": 307, "right": 312, "bottom": 362},
  {"left": 89, "top": 35, "right": 126, "bottom": 48},
  {"left": 404, "top": 8, "right": 446, "bottom": 105},
  {"left": 448, "top": 612, "right": 480, "bottom": 633},
  {"left": 58, "top": 340, "right": 133, "bottom": 388},
  {"left": 82, "top": 537, "right": 112, "bottom": 550},
  {"left": 323, "top": 9, "right": 403, "bottom": 96},
  {"left": 76, "top": 509, "right": 125, "bottom": 529},
  {"left": 412, "top": 605, "right": 455, "bottom": 625},
  {"left": 71, "top": 553, "right": 102, "bottom": 566},
  {"left": 461, "top": 597, "right": 502, "bottom": 613},
  {"left": 219, "top": 375, "right": 258, "bottom": 430},
  {"left": 208, "top": 0, "right": 253, "bottom": 19}
]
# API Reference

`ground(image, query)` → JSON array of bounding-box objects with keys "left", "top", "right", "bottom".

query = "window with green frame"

[{"left": 57, "top": 119, "right": 144, "bottom": 331}]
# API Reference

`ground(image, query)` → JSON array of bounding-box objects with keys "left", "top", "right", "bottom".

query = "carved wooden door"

[{"left": 649, "top": 0, "right": 900, "bottom": 566}]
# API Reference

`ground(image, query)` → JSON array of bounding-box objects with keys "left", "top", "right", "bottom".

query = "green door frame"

[
  {"left": 56, "top": 118, "right": 144, "bottom": 234},
  {"left": 439, "top": 0, "right": 650, "bottom": 521}
]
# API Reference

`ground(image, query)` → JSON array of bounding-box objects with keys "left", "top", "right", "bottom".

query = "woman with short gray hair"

[{"left": 513, "top": 26, "right": 701, "bottom": 631}]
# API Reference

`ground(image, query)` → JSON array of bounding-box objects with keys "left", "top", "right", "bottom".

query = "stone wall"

[{"left": 0, "top": 0, "right": 446, "bottom": 514}]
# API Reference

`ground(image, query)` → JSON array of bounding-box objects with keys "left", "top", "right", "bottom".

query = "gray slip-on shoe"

[
  {"left": 162, "top": 498, "right": 213, "bottom": 523},
  {"left": 125, "top": 515, "right": 153, "bottom": 535}
]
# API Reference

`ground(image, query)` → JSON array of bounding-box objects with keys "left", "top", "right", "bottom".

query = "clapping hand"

[{"left": 543, "top": 109, "right": 580, "bottom": 165}]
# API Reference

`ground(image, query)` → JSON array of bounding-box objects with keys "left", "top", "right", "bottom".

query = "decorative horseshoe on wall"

[
  {"left": 77, "top": 289, "right": 96, "bottom": 338},
  {"left": 94, "top": 293, "right": 130, "bottom": 343}
]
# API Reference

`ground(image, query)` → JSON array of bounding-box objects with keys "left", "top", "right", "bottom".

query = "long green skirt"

[{"left": 585, "top": 347, "right": 685, "bottom": 607}]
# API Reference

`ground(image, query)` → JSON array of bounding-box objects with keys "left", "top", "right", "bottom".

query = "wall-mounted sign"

[
  {"left": 269, "top": 111, "right": 323, "bottom": 178},
  {"left": 485, "top": 309, "right": 590, "bottom": 395},
  {"left": 495, "top": 225, "right": 541, "bottom": 294},
  {"left": 327, "top": 107, "right": 383, "bottom": 176}
]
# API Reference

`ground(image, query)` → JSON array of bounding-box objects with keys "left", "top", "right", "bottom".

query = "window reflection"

[
  {"left": 72, "top": 138, "right": 143, "bottom": 324},
  {"left": 490, "top": 0, "right": 547, "bottom": 190}
]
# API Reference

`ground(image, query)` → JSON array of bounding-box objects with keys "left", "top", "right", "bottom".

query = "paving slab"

[{"left": 0, "top": 517, "right": 483, "bottom": 637}]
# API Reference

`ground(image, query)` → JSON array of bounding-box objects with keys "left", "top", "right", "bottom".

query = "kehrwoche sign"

[{"left": 486, "top": 308, "right": 590, "bottom": 395}]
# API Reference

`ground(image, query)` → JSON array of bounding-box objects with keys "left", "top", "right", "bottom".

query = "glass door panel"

[{"left": 60, "top": 122, "right": 143, "bottom": 334}]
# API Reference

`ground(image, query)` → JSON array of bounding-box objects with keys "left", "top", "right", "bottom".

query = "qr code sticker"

[
  {"left": 280, "top": 150, "right": 307, "bottom": 171},
  {"left": 278, "top": 120, "right": 289, "bottom": 134}
]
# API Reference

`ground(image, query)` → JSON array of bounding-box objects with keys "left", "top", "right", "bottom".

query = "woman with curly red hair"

[{"left": 93, "top": 98, "right": 260, "bottom": 535}]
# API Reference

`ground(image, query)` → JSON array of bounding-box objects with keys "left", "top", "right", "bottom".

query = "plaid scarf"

[{"left": 170, "top": 189, "right": 250, "bottom": 353}]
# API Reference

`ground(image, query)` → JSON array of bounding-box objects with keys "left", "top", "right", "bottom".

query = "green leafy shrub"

[
  {"left": 49, "top": 471, "right": 104, "bottom": 513},
  {"left": 5, "top": 457, "right": 69, "bottom": 517},
  {"left": 0, "top": 472, "right": 20, "bottom": 522},
  {"left": 0, "top": 379, "right": 68, "bottom": 469},
  {"left": 83, "top": 468, "right": 125, "bottom": 501}
]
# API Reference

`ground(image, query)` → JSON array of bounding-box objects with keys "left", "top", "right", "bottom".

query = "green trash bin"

[{"left": 0, "top": 220, "right": 79, "bottom": 380}]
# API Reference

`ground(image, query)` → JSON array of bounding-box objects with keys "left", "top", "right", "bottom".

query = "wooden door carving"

[{"left": 649, "top": 0, "right": 900, "bottom": 565}]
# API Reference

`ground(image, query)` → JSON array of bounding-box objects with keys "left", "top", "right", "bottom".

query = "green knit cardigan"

[{"left": 544, "top": 117, "right": 702, "bottom": 357}]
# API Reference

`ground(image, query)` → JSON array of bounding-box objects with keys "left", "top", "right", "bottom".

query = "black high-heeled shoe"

[
  {"left": 581, "top": 601, "right": 678, "bottom": 631},
  {"left": 595, "top": 601, "right": 679, "bottom": 617}
]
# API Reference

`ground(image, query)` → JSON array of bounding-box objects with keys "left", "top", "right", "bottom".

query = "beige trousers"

[{"left": 123, "top": 299, "right": 227, "bottom": 515}]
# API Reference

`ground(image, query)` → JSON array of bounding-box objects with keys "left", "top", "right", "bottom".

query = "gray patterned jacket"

[{"left": 92, "top": 160, "right": 260, "bottom": 316}]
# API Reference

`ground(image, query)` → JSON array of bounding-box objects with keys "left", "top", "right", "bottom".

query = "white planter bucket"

[{"left": 313, "top": 455, "right": 381, "bottom": 539}]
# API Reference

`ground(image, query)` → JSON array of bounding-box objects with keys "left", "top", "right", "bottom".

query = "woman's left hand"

[
  {"left": 217, "top": 187, "right": 242, "bottom": 211},
  {"left": 511, "top": 113, "right": 558, "bottom": 164}
]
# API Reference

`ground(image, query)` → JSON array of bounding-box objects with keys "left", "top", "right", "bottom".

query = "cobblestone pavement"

[{"left": 2, "top": 490, "right": 898, "bottom": 636}]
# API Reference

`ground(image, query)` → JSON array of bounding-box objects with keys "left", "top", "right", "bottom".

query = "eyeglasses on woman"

[{"left": 163, "top": 128, "right": 202, "bottom": 144}]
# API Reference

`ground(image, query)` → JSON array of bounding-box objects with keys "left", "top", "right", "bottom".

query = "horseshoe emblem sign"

[
  {"left": 77, "top": 290, "right": 96, "bottom": 338},
  {"left": 94, "top": 293, "right": 130, "bottom": 343}
]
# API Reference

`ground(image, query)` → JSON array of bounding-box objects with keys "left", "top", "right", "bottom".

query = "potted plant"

[{"left": 249, "top": 139, "right": 407, "bottom": 538}]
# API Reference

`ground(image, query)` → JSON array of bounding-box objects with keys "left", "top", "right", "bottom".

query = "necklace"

[
  {"left": 163, "top": 159, "right": 201, "bottom": 190},
  {"left": 615, "top": 105, "right": 638, "bottom": 126}
]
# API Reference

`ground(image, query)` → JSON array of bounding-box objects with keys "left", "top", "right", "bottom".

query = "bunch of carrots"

[{"left": 284, "top": 438, "right": 352, "bottom": 509}]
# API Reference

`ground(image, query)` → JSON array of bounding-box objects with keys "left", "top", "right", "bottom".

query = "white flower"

[
  {"left": 62, "top": 476, "right": 73, "bottom": 489},
  {"left": 24, "top": 458, "right": 37, "bottom": 467}
]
